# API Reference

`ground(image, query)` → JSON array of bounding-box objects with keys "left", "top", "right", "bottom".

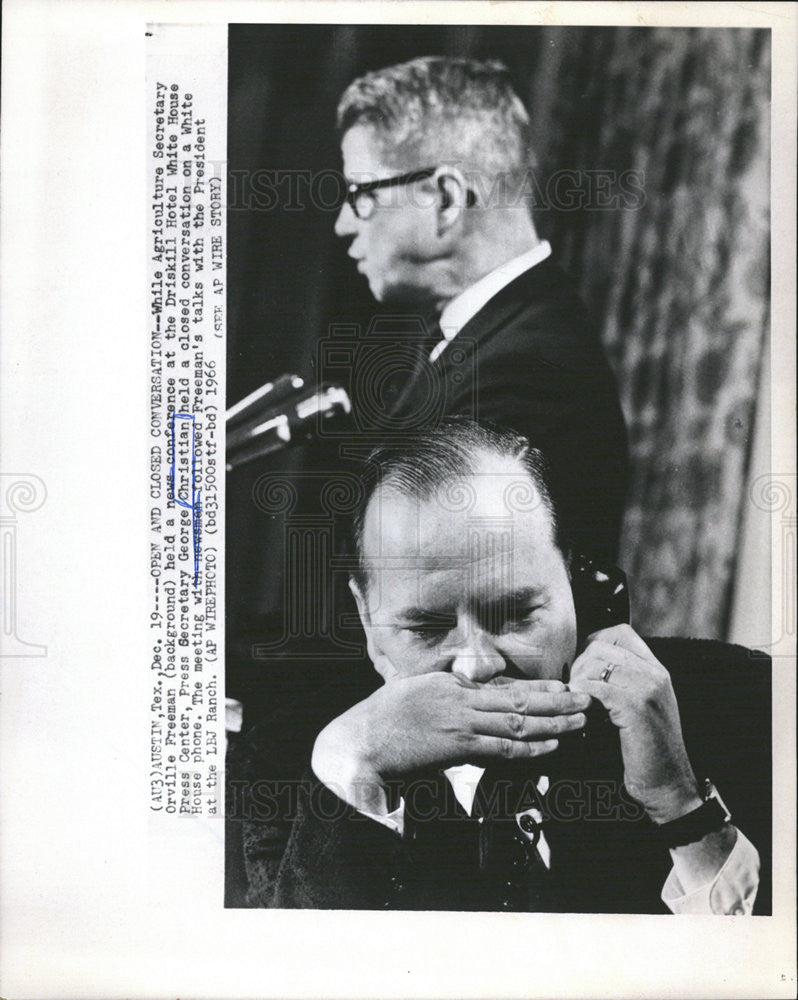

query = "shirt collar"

[{"left": 438, "top": 240, "right": 552, "bottom": 344}]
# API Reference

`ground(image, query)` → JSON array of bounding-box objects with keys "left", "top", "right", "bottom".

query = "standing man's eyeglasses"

[{"left": 345, "top": 167, "right": 437, "bottom": 220}]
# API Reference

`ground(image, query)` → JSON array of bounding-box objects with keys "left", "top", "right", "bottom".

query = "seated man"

[{"left": 239, "top": 419, "right": 770, "bottom": 913}]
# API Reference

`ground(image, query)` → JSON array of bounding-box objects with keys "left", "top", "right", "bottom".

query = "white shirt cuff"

[
  {"left": 358, "top": 797, "right": 405, "bottom": 837},
  {"left": 662, "top": 828, "right": 760, "bottom": 914}
]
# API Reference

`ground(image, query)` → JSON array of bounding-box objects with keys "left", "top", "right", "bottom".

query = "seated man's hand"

[
  {"left": 311, "top": 673, "right": 590, "bottom": 816},
  {"left": 568, "top": 624, "right": 701, "bottom": 824}
]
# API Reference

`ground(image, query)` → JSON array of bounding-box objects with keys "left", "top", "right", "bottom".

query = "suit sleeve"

[
  {"left": 230, "top": 672, "right": 387, "bottom": 908},
  {"left": 647, "top": 638, "right": 772, "bottom": 914},
  {"left": 243, "top": 770, "right": 405, "bottom": 909},
  {"left": 449, "top": 345, "right": 629, "bottom": 559}
]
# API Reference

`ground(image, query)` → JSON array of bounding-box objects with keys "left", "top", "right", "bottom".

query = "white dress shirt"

[{"left": 429, "top": 241, "right": 553, "bottom": 362}]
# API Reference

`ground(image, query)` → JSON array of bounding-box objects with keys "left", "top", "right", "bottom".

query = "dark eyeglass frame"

[{"left": 345, "top": 166, "right": 437, "bottom": 220}]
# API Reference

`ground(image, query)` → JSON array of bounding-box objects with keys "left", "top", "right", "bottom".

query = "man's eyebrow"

[
  {"left": 393, "top": 589, "right": 545, "bottom": 624},
  {"left": 476, "top": 587, "right": 546, "bottom": 611},
  {"left": 393, "top": 607, "right": 456, "bottom": 624}
]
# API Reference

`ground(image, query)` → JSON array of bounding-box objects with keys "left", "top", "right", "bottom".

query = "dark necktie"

[
  {"left": 387, "top": 315, "right": 444, "bottom": 424},
  {"left": 473, "top": 766, "right": 552, "bottom": 911}
]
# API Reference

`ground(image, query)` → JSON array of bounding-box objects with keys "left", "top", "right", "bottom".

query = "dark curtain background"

[{"left": 226, "top": 25, "right": 770, "bottom": 693}]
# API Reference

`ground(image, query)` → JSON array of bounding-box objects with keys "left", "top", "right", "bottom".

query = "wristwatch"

[{"left": 657, "top": 779, "right": 732, "bottom": 849}]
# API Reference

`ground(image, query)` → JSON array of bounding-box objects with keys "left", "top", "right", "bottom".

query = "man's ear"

[
  {"left": 435, "top": 166, "right": 470, "bottom": 233},
  {"left": 563, "top": 545, "right": 574, "bottom": 582},
  {"left": 349, "top": 577, "right": 397, "bottom": 681},
  {"left": 349, "top": 576, "right": 370, "bottom": 627}
]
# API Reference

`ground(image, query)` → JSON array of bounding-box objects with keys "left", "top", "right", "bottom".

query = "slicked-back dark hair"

[{"left": 351, "top": 418, "right": 565, "bottom": 591}]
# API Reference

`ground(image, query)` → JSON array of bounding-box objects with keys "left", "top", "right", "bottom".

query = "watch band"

[{"left": 656, "top": 780, "right": 732, "bottom": 849}]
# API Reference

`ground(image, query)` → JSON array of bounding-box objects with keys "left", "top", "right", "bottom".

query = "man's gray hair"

[{"left": 337, "top": 56, "right": 533, "bottom": 189}]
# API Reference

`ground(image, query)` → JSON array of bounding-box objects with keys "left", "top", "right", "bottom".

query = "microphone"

[
  {"left": 226, "top": 373, "right": 306, "bottom": 428},
  {"left": 226, "top": 376, "right": 352, "bottom": 471}
]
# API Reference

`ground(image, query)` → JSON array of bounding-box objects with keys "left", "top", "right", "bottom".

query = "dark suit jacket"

[
  {"left": 234, "top": 638, "right": 771, "bottom": 913},
  {"left": 383, "top": 256, "right": 629, "bottom": 559}
]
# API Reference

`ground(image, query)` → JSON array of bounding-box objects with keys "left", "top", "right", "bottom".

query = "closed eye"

[
  {"left": 401, "top": 619, "right": 456, "bottom": 645},
  {"left": 472, "top": 588, "right": 547, "bottom": 636},
  {"left": 502, "top": 609, "right": 541, "bottom": 632},
  {"left": 482, "top": 603, "right": 543, "bottom": 635}
]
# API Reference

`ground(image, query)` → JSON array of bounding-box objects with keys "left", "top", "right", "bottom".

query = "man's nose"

[
  {"left": 334, "top": 200, "right": 357, "bottom": 238},
  {"left": 446, "top": 624, "right": 506, "bottom": 683}
]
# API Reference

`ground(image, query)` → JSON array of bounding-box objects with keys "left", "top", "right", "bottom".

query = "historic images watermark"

[
  {"left": 227, "top": 774, "right": 646, "bottom": 826},
  {"left": 0, "top": 473, "right": 48, "bottom": 658},
  {"left": 226, "top": 167, "right": 647, "bottom": 214},
  {"left": 749, "top": 472, "right": 796, "bottom": 658}
]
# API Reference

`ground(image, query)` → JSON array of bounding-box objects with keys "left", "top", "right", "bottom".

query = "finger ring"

[{"left": 599, "top": 664, "right": 618, "bottom": 683}]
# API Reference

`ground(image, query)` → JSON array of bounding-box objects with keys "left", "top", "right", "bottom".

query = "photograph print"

[{"left": 222, "top": 22, "right": 772, "bottom": 915}]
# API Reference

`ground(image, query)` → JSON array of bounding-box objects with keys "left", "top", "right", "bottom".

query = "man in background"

[{"left": 334, "top": 56, "right": 628, "bottom": 559}]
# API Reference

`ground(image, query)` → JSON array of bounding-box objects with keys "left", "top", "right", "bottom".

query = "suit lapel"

[
  {"left": 389, "top": 258, "right": 562, "bottom": 424},
  {"left": 446, "top": 256, "right": 561, "bottom": 362}
]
